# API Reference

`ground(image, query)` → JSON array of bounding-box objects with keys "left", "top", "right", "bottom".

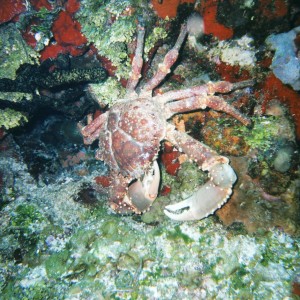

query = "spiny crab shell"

[
  {"left": 96, "top": 99, "right": 165, "bottom": 180},
  {"left": 80, "top": 18, "right": 252, "bottom": 221}
]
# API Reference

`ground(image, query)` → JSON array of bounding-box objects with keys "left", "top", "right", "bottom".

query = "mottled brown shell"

[{"left": 96, "top": 98, "right": 165, "bottom": 178}]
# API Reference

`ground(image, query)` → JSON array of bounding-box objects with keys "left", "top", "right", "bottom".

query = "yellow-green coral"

[
  {"left": 89, "top": 77, "right": 126, "bottom": 107},
  {"left": 0, "top": 92, "right": 33, "bottom": 103},
  {"left": 76, "top": 0, "right": 159, "bottom": 80},
  {"left": 77, "top": 1, "right": 137, "bottom": 79},
  {"left": 144, "top": 23, "right": 168, "bottom": 57},
  {"left": 0, "top": 23, "right": 39, "bottom": 80},
  {"left": 0, "top": 108, "right": 28, "bottom": 129}
]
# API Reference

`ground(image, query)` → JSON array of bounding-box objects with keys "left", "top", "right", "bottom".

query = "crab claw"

[
  {"left": 164, "top": 163, "right": 237, "bottom": 221},
  {"left": 123, "top": 161, "right": 160, "bottom": 213}
]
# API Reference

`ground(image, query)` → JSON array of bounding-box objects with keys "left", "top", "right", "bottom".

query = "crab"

[{"left": 80, "top": 21, "right": 252, "bottom": 221}]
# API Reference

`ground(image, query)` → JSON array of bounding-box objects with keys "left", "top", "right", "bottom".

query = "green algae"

[
  {"left": 88, "top": 77, "right": 126, "bottom": 107},
  {"left": 3, "top": 278, "right": 60, "bottom": 300},
  {"left": 0, "top": 108, "right": 28, "bottom": 129},
  {"left": 18, "top": 6, "right": 60, "bottom": 52},
  {"left": 0, "top": 91, "right": 33, "bottom": 103},
  {"left": 176, "top": 161, "right": 207, "bottom": 194},
  {"left": 166, "top": 224, "right": 193, "bottom": 244},
  {"left": 76, "top": 0, "right": 161, "bottom": 81},
  {"left": 144, "top": 21, "right": 168, "bottom": 56},
  {"left": 201, "top": 113, "right": 296, "bottom": 159},
  {"left": 45, "top": 250, "right": 70, "bottom": 279},
  {"left": 7, "top": 204, "right": 50, "bottom": 266},
  {"left": 233, "top": 115, "right": 294, "bottom": 152},
  {"left": 0, "top": 23, "right": 39, "bottom": 80},
  {"left": 77, "top": 1, "right": 138, "bottom": 80},
  {"left": 9, "top": 204, "right": 46, "bottom": 245}
]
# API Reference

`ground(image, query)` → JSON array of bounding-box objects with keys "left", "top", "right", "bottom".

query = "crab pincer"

[
  {"left": 123, "top": 161, "right": 160, "bottom": 213},
  {"left": 164, "top": 126, "right": 238, "bottom": 221},
  {"left": 164, "top": 162, "right": 237, "bottom": 221}
]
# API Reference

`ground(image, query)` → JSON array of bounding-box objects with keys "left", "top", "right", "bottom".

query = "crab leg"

[
  {"left": 108, "top": 173, "right": 133, "bottom": 214},
  {"left": 126, "top": 24, "right": 145, "bottom": 95},
  {"left": 164, "top": 124, "right": 236, "bottom": 221},
  {"left": 142, "top": 24, "right": 188, "bottom": 93},
  {"left": 155, "top": 80, "right": 254, "bottom": 104},
  {"left": 79, "top": 112, "right": 108, "bottom": 144},
  {"left": 166, "top": 94, "right": 251, "bottom": 126}
]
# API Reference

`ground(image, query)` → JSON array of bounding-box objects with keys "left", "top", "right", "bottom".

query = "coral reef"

[
  {"left": 88, "top": 77, "right": 126, "bottom": 107},
  {"left": 182, "top": 100, "right": 299, "bottom": 235},
  {"left": 76, "top": 0, "right": 141, "bottom": 79},
  {"left": 0, "top": 23, "right": 39, "bottom": 80},
  {"left": 1, "top": 117, "right": 299, "bottom": 298},
  {"left": 0, "top": 142, "right": 299, "bottom": 298},
  {"left": 0, "top": 0, "right": 300, "bottom": 298},
  {"left": 216, "top": 155, "right": 300, "bottom": 235},
  {"left": 0, "top": 64, "right": 107, "bottom": 93},
  {"left": 0, "top": 3, "right": 108, "bottom": 130}
]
